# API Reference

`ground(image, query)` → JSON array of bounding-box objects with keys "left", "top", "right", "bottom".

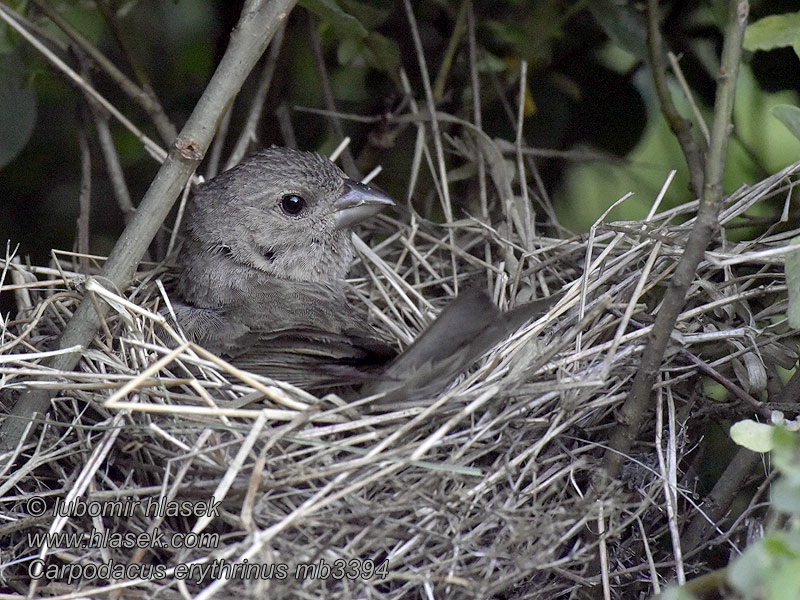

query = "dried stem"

[
  {"left": 29, "top": 0, "right": 177, "bottom": 144},
  {"left": 603, "top": 0, "right": 749, "bottom": 481},
  {"left": 645, "top": 0, "right": 706, "bottom": 199},
  {"left": 307, "top": 11, "right": 358, "bottom": 178}
]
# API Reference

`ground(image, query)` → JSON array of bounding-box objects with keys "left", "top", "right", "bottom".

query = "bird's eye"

[{"left": 280, "top": 194, "right": 306, "bottom": 216}]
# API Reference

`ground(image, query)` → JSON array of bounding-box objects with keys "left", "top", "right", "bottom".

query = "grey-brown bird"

[{"left": 170, "top": 147, "right": 558, "bottom": 398}]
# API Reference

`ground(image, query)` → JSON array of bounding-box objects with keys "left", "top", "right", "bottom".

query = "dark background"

[{"left": 1, "top": 0, "right": 799, "bottom": 310}]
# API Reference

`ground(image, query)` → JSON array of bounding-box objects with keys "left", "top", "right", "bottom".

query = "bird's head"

[{"left": 183, "top": 147, "right": 394, "bottom": 285}]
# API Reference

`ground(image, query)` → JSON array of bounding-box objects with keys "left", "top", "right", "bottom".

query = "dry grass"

[{"left": 2, "top": 146, "right": 799, "bottom": 599}]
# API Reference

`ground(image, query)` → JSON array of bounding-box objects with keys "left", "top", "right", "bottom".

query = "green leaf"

[
  {"left": 0, "top": 50, "right": 37, "bottom": 169},
  {"left": 337, "top": 35, "right": 361, "bottom": 65},
  {"left": 659, "top": 586, "right": 698, "bottom": 600},
  {"left": 744, "top": 12, "right": 800, "bottom": 52},
  {"left": 794, "top": 32, "right": 800, "bottom": 61},
  {"left": 768, "top": 558, "right": 800, "bottom": 600},
  {"left": 771, "top": 427, "right": 800, "bottom": 483},
  {"left": 785, "top": 234, "right": 800, "bottom": 329},
  {"left": 771, "top": 478, "right": 800, "bottom": 514},
  {"left": 586, "top": 0, "right": 648, "bottom": 60},
  {"left": 730, "top": 420, "right": 775, "bottom": 452},
  {"left": 728, "top": 542, "right": 771, "bottom": 595},
  {"left": 338, "top": 0, "right": 392, "bottom": 29},
  {"left": 300, "top": 0, "right": 368, "bottom": 39},
  {"left": 477, "top": 50, "right": 507, "bottom": 74},
  {"left": 331, "top": 64, "right": 369, "bottom": 102},
  {"left": 772, "top": 104, "right": 800, "bottom": 143},
  {"left": 363, "top": 32, "right": 400, "bottom": 74}
]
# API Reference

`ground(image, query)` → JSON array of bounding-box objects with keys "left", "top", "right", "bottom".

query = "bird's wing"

[
  {"left": 365, "top": 290, "right": 562, "bottom": 403},
  {"left": 225, "top": 327, "right": 397, "bottom": 392}
]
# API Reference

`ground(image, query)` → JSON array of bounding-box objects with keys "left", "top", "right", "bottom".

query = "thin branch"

[
  {"left": 432, "top": 0, "right": 468, "bottom": 104},
  {"left": 402, "top": 0, "right": 458, "bottom": 292},
  {"left": 514, "top": 59, "right": 534, "bottom": 249},
  {"left": 77, "top": 51, "right": 136, "bottom": 224},
  {"left": 0, "top": 0, "right": 299, "bottom": 451},
  {"left": 667, "top": 51, "right": 710, "bottom": 145},
  {"left": 466, "top": 1, "right": 492, "bottom": 290},
  {"left": 0, "top": 4, "right": 166, "bottom": 163},
  {"left": 77, "top": 127, "right": 92, "bottom": 275},
  {"left": 95, "top": 0, "right": 155, "bottom": 91},
  {"left": 307, "top": 11, "right": 358, "bottom": 178},
  {"left": 681, "top": 447, "right": 761, "bottom": 552},
  {"left": 205, "top": 103, "right": 233, "bottom": 179},
  {"left": 603, "top": 0, "right": 749, "bottom": 482},
  {"left": 276, "top": 101, "right": 298, "bottom": 148},
  {"left": 225, "top": 21, "right": 287, "bottom": 171},
  {"left": 29, "top": 0, "right": 177, "bottom": 144},
  {"left": 645, "top": 0, "right": 705, "bottom": 199}
]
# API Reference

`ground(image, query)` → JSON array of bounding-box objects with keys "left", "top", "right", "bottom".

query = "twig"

[
  {"left": 402, "top": 0, "right": 458, "bottom": 292},
  {"left": 514, "top": 59, "right": 534, "bottom": 249},
  {"left": 432, "top": 0, "right": 468, "bottom": 104},
  {"left": 466, "top": 1, "right": 492, "bottom": 289},
  {"left": 77, "top": 51, "right": 136, "bottom": 225},
  {"left": 307, "top": 11, "right": 358, "bottom": 178},
  {"left": 89, "top": 102, "right": 135, "bottom": 223},
  {"left": 0, "top": 0, "right": 300, "bottom": 451},
  {"left": 276, "top": 101, "right": 298, "bottom": 148},
  {"left": 655, "top": 385, "right": 685, "bottom": 584},
  {"left": 667, "top": 51, "right": 710, "bottom": 145},
  {"left": 645, "top": 0, "right": 705, "bottom": 198},
  {"left": 0, "top": 3, "right": 166, "bottom": 164},
  {"left": 225, "top": 22, "right": 287, "bottom": 170},
  {"left": 205, "top": 103, "right": 233, "bottom": 179},
  {"left": 76, "top": 127, "right": 92, "bottom": 275},
  {"left": 28, "top": 0, "right": 177, "bottom": 144},
  {"left": 603, "top": 0, "right": 749, "bottom": 481}
]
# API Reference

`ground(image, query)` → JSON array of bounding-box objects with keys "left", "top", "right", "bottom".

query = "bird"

[{"left": 167, "top": 146, "right": 559, "bottom": 400}]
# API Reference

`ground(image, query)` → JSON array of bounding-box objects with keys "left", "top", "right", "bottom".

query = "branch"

[
  {"left": 603, "top": 0, "right": 749, "bottom": 481},
  {"left": 28, "top": 0, "right": 177, "bottom": 144},
  {"left": 645, "top": 0, "right": 706, "bottom": 199},
  {"left": 0, "top": 0, "right": 299, "bottom": 451},
  {"left": 307, "top": 11, "right": 359, "bottom": 178},
  {"left": 224, "top": 21, "right": 287, "bottom": 171}
]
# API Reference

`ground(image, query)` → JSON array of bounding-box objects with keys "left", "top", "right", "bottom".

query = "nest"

[{"left": 2, "top": 151, "right": 799, "bottom": 599}]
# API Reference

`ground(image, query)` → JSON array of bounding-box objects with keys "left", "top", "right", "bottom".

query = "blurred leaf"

[
  {"left": 763, "top": 535, "right": 798, "bottom": 557},
  {"left": 772, "top": 104, "right": 800, "bottom": 142},
  {"left": 730, "top": 419, "right": 775, "bottom": 452},
  {"left": 771, "top": 426, "right": 800, "bottom": 484},
  {"left": 730, "top": 532, "right": 800, "bottom": 599},
  {"left": 728, "top": 542, "right": 771, "bottom": 596},
  {"left": 300, "top": 0, "right": 368, "bottom": 39},
  {"left": 586, "top": 0, "right": 648, "bottom": 60},
  {"left": 337, "top": 35, "right": 361, "bottom": 65},
  {"left": 771, "top": 478, "right": 800, "bottom": 514},
  {"left": 785, "top": 234, "right": 800, "bottom": 328},
  {"left": 659, "top": 586, "right": 698, "bottom": 600},
  {"left": 0, "top": 51, "right": 36, "bottom": 169},
  {"left": 363, "top": 32, "right": 400, "bottom": 74},
  {"left": 331, "top": 64, "right": 369, "bottom": 101},
  {"left": 338, "top": 0, "right": 392, "bottom": 29},
  {"left": 744, "top": 12, "right": 800, "bottom": 52},
  {"left": 768, "top": 557, "right": 800, "bottom": 600},
  {"left": 485, "top": 20, "right": 528, "bottom": 48},
  {"left": 478, "top": 50, "right": 506, "bottom": 73}
]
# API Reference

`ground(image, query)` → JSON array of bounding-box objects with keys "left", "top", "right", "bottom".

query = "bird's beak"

[{"left": 333, "top": 179, "right": 395, "bottom": 230}]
